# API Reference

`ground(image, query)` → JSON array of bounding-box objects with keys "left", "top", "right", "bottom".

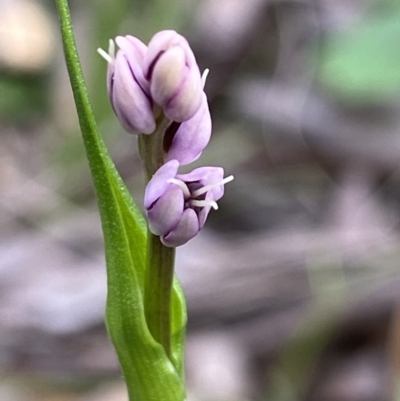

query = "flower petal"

[
  {"left": 177, "top": 166, "right": 224, "bottom": 191},
  {"left": 112, "top": 51, "right": 155, "bottom": 134},
  {"left": 150, "top": 46, "right": 186, "bottom": 107},
  {"left": 161, "top": 208, "right": 199, "bottom": 247},
  {"left": 115, "top": 35, "right": 149, "bottom": 94},
  {"left": 197, "top": 205, "right": 212, "bottom": 229},
  {"left": 164, "top": 63, "right": 202, "bottom": 122},
  {"left": 144, "top": 30, "right": 192, "bottom": 78},
  {"left": 165, "top": 93, "right": 211, "bottom": 165},
  {"left": 144, "top": 159, "right": 180, "bottom": 208},
  {"left": 147, "top": 185, "right": 184, "bottom": 236}
]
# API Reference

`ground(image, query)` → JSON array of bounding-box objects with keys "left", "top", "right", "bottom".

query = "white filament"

[
  {"left": 190, "top": 199, "right": 219, "bottom": 210},
  {"left": 192, "top": 175, "right": 234, "bottom": 198},
  {"left": 97, "top": 48, "right": 113, "bottom": 63},
  {"left": 108, "top": 39, "right": 115, "bottom": 58},
  {"left": 167, "top": 178, "right": 191, "bottom": 198},
  {"left": 201, "top": 68, "right": 210, "bottom": 89},
  {"left": 97, "top": 39, "right": 115, "bottom": 64}
]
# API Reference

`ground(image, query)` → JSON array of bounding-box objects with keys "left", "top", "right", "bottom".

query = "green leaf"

[
  {"left": 54, "top": 1, "right": 186, "bottom": 400},
  {"left": 170, "top": 277, "right": 187, "bottom": 379},
  {"left": 105, "top": 173, "right": 185, "bottom": 401},
  {"left": 319, "top": 10, "right": 400, "bottom": 103}
]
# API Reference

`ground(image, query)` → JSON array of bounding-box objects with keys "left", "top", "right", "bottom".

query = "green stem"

[
  {"left": 138, "top": 115, "right": 170, "bottom": 180},
  {"left": 139, "top": 116, "right": 176, "bottom": 359},
  {"left": 145, "top": 234, "right": 175, "bottom": 357}
]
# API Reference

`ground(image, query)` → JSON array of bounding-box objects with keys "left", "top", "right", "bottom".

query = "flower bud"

[
  {"left": 143, "top": 30, "right": 202, "bottom": 122},
  {"left": 98, "top": 36, "right": 156, "bottom": 134},
  {"left": 144, "top": 160, "right": 234, "bottom": 247}
]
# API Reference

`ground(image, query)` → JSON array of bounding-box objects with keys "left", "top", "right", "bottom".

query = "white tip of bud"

[{"left": 201, "top": 68, "right": 210, "bottom": 89}]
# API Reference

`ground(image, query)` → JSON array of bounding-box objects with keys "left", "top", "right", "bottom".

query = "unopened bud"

[
  {"left": 144, "top": 30, "right": 202, "bottom": 122},
  {"left": 98, "top": 36, "right": 156, "bottom": 134}
]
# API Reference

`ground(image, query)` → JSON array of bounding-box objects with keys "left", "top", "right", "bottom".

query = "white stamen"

[
  {"left": 190, "top": 199, "right": 219, "bottom": 210},
  {"left": 97, "top": 39, "right": 115, "bottom": 64},
  {"left": 97, "top": 48, "right": 113, "bottom": 64},
  {"left": 108, "top": 39, "right": 116, "bottom": 59},
  {"left": 167, "top": 178, "right": 191, "bottom": 198},
  {"left": 201, "top": 68, "right": 210, "bottom": 89},
  {"left": 192, "top": 175, "right": 234, "bottom": 198}
]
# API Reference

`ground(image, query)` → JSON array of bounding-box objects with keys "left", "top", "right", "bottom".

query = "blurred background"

[{"left": 2, "top": 0, "right": 400, "bottom": 400}]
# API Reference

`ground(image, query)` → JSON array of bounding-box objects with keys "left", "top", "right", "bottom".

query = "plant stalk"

[{"left": 139, "top": 116, "right": 176, "bottom": 359}]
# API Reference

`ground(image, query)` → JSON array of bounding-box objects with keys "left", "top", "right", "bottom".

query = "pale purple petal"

[
  {"left": 150, "top": 46, "right": 186, "bottom": 107},
  {"left": 178, "top": 166, "right": 225, "bottom": 230},
  {"left": 144, "top": 30, "right": 190, "bottom": 78},
  {"left": 161, "top": 208, "right": 199, "bottom": 247},
  {"left": 115, "top": 35, "right": 149, "bottom": 93},
  {"left": 177, "top": 166, "right": 224, "bottom": 188},
  {"left": 106, "top": 62, "right": 114, "bottom": 102},
  {"left": 206, "top": 174, "right": 226, "bottom": 202},
  {"left": 165, "top": 93, "right": 211, "bottom": 165},
  {"left": 112, "top": 52, "right": 155, "bottom": 134},
  {"left": 144, "top": 159, "right": 180, "bottom": 208},
  {"left": 197, "top": 203, "right": 213, "bottom": 229},
  {"left": 197, "top": 188, "right": 225, "bottom": 228},
  {"left": 147, "top": 186, "right": 184, "bottom": 236},
  {"left": 163, "top": 63, "right": 202, "bottom": 122}
]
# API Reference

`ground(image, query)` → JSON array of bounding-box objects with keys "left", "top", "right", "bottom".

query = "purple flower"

[
  {"left": 98, "top": 37, "right": 156, "bottom": 134},
  {"left": 144, "top": 160, "right": 234, "bottom": 247},
  {"left": 143, "top": 30, "right": 203, "bottom": 122},
  {"left": 99, "top": 31, "right": 206, "bottom": 135}
]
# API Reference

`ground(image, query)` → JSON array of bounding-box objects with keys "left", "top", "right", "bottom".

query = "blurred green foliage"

[
  {"left": 0, "top": 73, "right": 49, "bottom": 122},
  {"left": 319, "top": 1, "right": 400, "bottom": 103}
]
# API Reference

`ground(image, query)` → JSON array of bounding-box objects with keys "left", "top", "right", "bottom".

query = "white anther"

[
  {"left": 167, "top": 178, "right": 191, "bottom": 198},
  {"left": 201, "top": 68, "right": 210, "bottom": 89},
  {"left": 190, "top": 199, "right": 219, "bottom": 210},
  {"left": 97, "top": 39, "right": 115, "bottom": 64},
  {"left": 192, "top": 175, "right": 234, "bottom": 198}
]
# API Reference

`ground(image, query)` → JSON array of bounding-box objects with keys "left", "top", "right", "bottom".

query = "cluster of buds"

[{"left": 99, "top": 30, "right": 233, "bottom": 247}]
